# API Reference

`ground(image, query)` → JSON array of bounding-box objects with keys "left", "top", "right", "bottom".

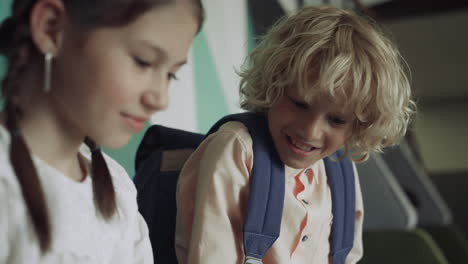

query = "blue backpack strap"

[
  {"left": 207, "top": 112, "right": 285, "bottom": 263},
  {"left": 324, "top": 151, "right": 356, "bottom": 264}
]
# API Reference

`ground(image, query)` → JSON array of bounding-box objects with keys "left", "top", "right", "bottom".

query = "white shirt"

[{"left": 0, "top": 125, "right": 153, "bottom": 263}]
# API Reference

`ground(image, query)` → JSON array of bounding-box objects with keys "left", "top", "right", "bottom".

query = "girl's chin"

[{"left": 96, "top": 134, "right": 132, "bottom": 150}]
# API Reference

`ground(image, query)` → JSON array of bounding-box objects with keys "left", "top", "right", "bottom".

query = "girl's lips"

[{"left": 121, "top": 113, "right": 146, "bottom": 131}]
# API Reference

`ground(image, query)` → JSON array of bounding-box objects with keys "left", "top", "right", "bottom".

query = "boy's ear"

[{"left": 29, "top": 0, "right": 67, "bottom": 55}]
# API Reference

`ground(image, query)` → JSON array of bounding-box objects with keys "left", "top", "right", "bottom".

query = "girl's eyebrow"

[
  {"left": 174, "top": 59, "right": 188, "bottom": 67},
  {"left": 140, "top": 40, "right": 188, "bottom": 66}
]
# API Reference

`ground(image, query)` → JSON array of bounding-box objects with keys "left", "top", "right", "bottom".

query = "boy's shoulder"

[
  {"left": 187, "top": 121, "right": 255, "bottom": 171},
  {"left": 207, "top": 120, "right": 253, "bottom": 147}
]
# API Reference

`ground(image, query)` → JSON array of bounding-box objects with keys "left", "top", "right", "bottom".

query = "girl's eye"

[
  {"left": 289, "top": 97, "right": 308, "bottom": 109},
  {"left": 168, "top": 72, "right": 178, "bottom": 81},
  {"left": 329, "top": 115, "right": 347, "bottom": 125},
  {"left": 133, "top": 56, "right": 152, "bottom": 68}
]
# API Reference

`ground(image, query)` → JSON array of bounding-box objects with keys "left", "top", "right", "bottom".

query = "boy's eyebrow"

[{"left": 141, "top": 41, "right": 188, "bottom": 66}]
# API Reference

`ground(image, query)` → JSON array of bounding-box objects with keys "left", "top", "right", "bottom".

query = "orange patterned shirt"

[{"left": 175, "top": 121, "right": 363, "bottom": 264}]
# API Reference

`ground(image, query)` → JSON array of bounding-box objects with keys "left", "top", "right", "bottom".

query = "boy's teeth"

[{"left": 291, "top": 138, "right": 313, "bottom": 152}]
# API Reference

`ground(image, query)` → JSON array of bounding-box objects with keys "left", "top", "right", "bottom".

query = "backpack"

[{"left": 134, "top": 112, "right": 356, "bottom": 264}]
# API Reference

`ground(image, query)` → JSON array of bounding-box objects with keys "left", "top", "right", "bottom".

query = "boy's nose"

[{"left": 302, "top": 116, "right": 325, "bottom": 142}]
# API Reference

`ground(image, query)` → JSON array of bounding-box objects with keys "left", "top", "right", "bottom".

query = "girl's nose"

[{"left": 142, "top": 75, "right": 169, "bottom": 112}]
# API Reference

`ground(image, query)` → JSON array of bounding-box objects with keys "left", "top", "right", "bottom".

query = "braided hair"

[{"left": 0, "top": 0, "right": 204, "bottom": 253}]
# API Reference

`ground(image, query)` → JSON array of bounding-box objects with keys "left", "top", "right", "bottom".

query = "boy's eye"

[
  {"left": 329, "top": 115, "right": 347, "bottom": 125},
  {"left": 289, "top": 97, "right": 308, "bottom": 109},
  {"left": 133, "top": 56, "right": 152, "bottom": 68},
  {"left": 168, "top": 72, "right": 178, "bottom": 81}
]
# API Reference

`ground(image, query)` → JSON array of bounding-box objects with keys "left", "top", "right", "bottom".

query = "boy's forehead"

[
  {"left": 290, "top": 84, "right": 348, "bottom": 104},
  {"left": 288, "top": 85, "right": 355, "bottom": 114}
]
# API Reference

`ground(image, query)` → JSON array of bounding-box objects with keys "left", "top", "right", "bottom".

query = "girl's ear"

[{"left": 29, "top": 0, "right": 67, "bottom": 55}]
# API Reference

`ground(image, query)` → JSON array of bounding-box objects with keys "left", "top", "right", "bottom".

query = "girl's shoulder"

[
  {"left": 0, "top": 121, "right": 10, "bottom": 153},
  {"left": 79, "top": 145, "right": 137, "bottom": 199},
  {"left": 0, "top": 124, "right": 16, "bottom": 181},
  {"left": 0, "top": 123, "right": 26, "bottom": 204},
  {"left": 103, "top": 153, "right": 137, "bottom": 197},
  {"left": 79, "top": 145, "right": 139, "bottom": 220}
]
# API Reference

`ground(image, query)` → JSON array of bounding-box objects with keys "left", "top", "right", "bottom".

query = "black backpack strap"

[
  {"left": 324, "top": 152, "right": 356, "bottom": 264},
  {"left": 134, "top": 125, "right": 204, "bottom": 264},
  {"left": 207, "top": 113, "right": 285, "bottom": 263},
  {"left": 135, "top": 125, "right": 204, "bottom": 172}
]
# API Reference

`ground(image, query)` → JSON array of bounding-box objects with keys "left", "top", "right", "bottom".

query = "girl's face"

[
  {"left": 51, "top": 2, "right": 198, "bottom": 148},
  {"left": 267, "top": 86, "right": 355, "bottom": 169}
]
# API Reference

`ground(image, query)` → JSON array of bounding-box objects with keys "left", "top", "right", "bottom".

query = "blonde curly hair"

[{"left": 239, "top": 6, "right": 416, "bottom": 162}]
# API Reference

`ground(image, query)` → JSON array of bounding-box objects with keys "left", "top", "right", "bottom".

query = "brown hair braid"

[
  {"left": 0, "top": 0, "right": 204, "bottom": 253},
  {"left": 1, "top": 2, "right": 51, "bottom": 251}
]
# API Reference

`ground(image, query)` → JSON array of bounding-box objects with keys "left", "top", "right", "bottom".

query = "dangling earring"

[{"left": 44, "top": 52, "right": 53, "bottom": 93}]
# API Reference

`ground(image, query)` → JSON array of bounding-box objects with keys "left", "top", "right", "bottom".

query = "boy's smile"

[
  {"left": 267, "top": 87, "right": 355, "bottom": 169},
  {"left": 286, "top": 134, "right": 322, "bottom": 156}
]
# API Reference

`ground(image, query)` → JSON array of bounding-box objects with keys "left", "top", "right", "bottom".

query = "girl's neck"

[{"left": 18, "top": 87, "right": 87, "bottom": 182}]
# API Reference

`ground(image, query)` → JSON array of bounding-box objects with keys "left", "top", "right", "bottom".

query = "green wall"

[
  {"left": 192, "top": 31, "right": 229, "bottom": 133},
  {"left": 0, "top": 0, "right": 11, "bottom": 110}
]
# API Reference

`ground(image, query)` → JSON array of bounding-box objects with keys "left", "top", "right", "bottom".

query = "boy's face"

[{"left": 267, "top": 86, "right": 355, "bottom": 169}]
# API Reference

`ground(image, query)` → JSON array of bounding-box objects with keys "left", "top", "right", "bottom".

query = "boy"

[{"left": 175, "top": 6, "right": 415, "bottom": 264}]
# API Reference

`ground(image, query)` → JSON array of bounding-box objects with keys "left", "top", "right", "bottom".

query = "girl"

[
  {"left": 175, "top": 6, "right": 415, "bottom": 264},
  {"left": 0, "top": 0, "right": 203, "bottom": 263}
]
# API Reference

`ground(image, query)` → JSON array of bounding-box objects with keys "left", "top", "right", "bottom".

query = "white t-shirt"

[{"left": 0, "top": 125, "right": 153, "bottom": 263}]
